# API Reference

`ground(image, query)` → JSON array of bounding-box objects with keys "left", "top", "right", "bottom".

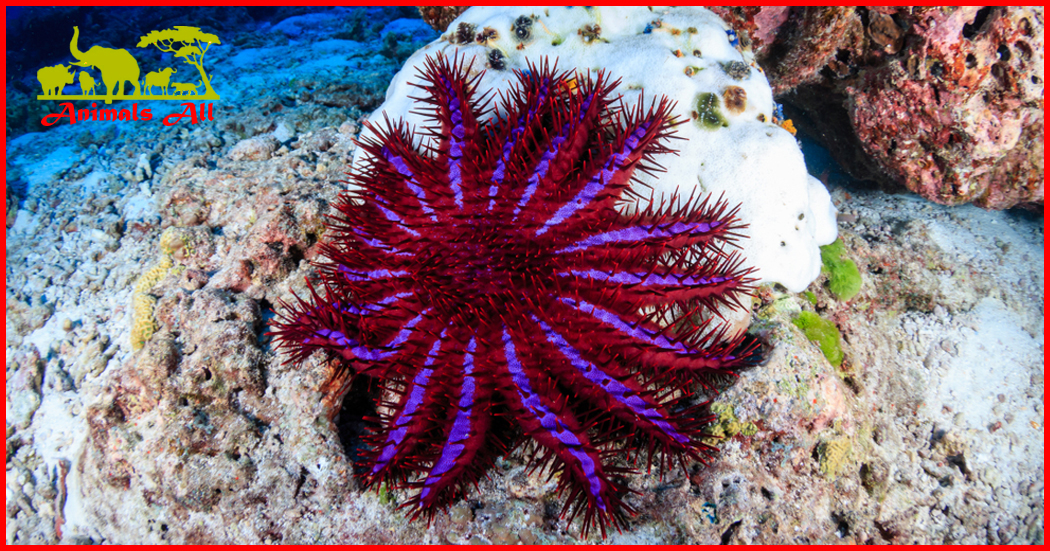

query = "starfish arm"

[
  {"left": 551, "top": 195, "right": 745, "bottom": 257},
  {"left": 407, "top": 336, "right": 506, "bottom": 514},
  {"left": 327, "top": 192, "right": 426, "bottom": 249},
  {"left": 408, "top": 53, "right": 488, "bottom": 211},
  {"left": 270, "top": 281, "right": 362, "bottom": 365},
  {"left": 317, "top": 248, "right": 413, "bottom": 300},
  {"left": 551, "top": 254, "right": 756, "bottom": 311},
  {"left": 521, "top": 313, "right": 712, "bottom": 461},
  {"left": 547, "top": 296, "right": 758, "bottom": 380},
  {"left": 361, "top": 324, "right": 459, "bottom": 484},
  {"left": 355, "top": 119, "right": 443, "bottom": 223},
  {"left": 497, "top": 324, "right": 630, "bottom": 537},
  {"left": 485, "top": 59, "right": 566, "bottom": 213},
  {"left": 505, "top": 70, "right": 617, "bottom": 225},
  {"left": 532, "top": 97, "right": 681, "bottom": 241},
  {"left": 270, "top": 277, "right": 432, "bottom": 374}
]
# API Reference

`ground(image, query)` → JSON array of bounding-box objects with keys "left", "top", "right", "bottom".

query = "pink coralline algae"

[
  {"left": 272, "top": 54, "right": 765, "bottom": 536},
  {"left": 711, "top": 6, "right": 1043, "bottom": 210}
]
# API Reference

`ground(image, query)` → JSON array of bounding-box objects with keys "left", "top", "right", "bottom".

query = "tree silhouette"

[{"left": 137, "top": 26, "right": 221, "bottom": 99}]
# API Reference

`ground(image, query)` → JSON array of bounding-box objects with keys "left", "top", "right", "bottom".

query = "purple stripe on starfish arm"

[
  {"left": 557, "top": 269, "right": 728, "bottom": 287},
  {"left": 309, "top": 324, "right": 413, "bottom": 364},
  {"left": 492, "top": 123, "right": 524, "bottom": 185},
  {"left": 310, "top": 325, "right": 429, "bottom": 366},
  {"left": 336, "top": 292, "right": 411, "bottom": 315},
  {"left": 313, "top": 328, "right": 352, "bottom": 347},
  {"left": 554, "top": 220, "right": 717, "bottom": 254},
  {"left": 309, "top": 297, "right": 419, "bottom": 352},
  {"left": 441, "top": 75, "right": 467, "bottom": 208},
  {"left": 512, "top": 135, "right": 566, "bottom": 218},
  {"left": 502, "top": 327, "right": 606, "bottom": 511},
  {"left": 352, "top": 309, "right": 430, "bottom": 362},
  {"left": 449, "top": 160, "right": 464, "bottom": 208},
  {"left": 381, "top": 146, "right": 437, "bottom": 218},
  {"left": 536, "top": 123, "right": 650, "bottom": 237},
  {"left": 588, "top": 125, "right": 646, "bottom": 194},
  {"left": 338, "top": 266, "right": 410, "bottom": 282},
  {"left": 559, "top": 297, "right": 685, "bottom": 352},
  {"left": 374, "top": 202, "right": 421, "bottom": 237},
  {"left": 531, "top": 316, "right": 690, "bottom": 444},
  {"left": 356, "top": 234, "right": 396, "bottom": 252},
  {"left": 420, "top": 338, "right": 478, "bottom": 500},
  {"left": 535, "top": 176, "right": 604, "bottom": 236},
  {"left": 493, "top": 79, "right": 551, "bottom": 187},
  {"left": 378, "top": 292, "right": 413, "bottom": 305},
  {"left": 513, "top": 86, "right": 596, "bottom": 220},
  {"left": 508, "top": 82, "right": 589, "bottom": 218},
  {"left": 448, "top": 131, "right": 464, "bottom": 208},
  {"left": 372, "top": 329, "right": 447, "bottom": 473},
  {"left": 489, "top": 74, "right": 552, "bottom": 210},
  {"left": 345, "top": 227, "right": 413, "bottom": 256}
]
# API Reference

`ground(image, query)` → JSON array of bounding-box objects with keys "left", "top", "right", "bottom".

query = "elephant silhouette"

[
  {"left": 37, "top": 64, "right": 75, "bottom": 96},
  {"left": 69, "top": 26, "right": 140, "bottom": 103},
  {"left": 143, "top": 67, "right": 177, "bottom": 95},
  {"left": 79, "top": 71, "right": 96, "bottom": 95}
]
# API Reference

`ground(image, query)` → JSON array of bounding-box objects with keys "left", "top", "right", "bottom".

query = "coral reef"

[
  {"left": 711, "top": 6, "right": 1044, "bottom": 209},
  {"left": 704, "top": 402, "right": 758, "bottom": 443},
  {"left": 227, "top": 135, "right": 280, "bottom": 162},
  {"left": 5, "top": 348, "right": 44, "bottom": 429},
  {"left": 5, "top": 6, "right": 1042, "bottom": 546}
]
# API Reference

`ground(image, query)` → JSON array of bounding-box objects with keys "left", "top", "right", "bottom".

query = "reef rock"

[
  {"left": 417, "top": 6, "right": 469, "bottom": 33},
  {"left": 712, "top": 6, "right": 1044, "bottom": 210},
  {"left": 360, "top": 6, "right": 838, "bottom": 293}
]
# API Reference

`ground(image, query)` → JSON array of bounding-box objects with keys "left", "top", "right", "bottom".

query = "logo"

[{"left": 38, "top": 25, "right": 221, "bottom": 126}]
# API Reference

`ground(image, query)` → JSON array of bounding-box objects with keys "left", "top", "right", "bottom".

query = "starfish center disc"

[{"left": 413, "top": 223, "right": 552, "bottom": 320}]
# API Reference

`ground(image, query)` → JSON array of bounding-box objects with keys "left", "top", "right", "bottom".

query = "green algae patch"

[
  {"left": 792, "top": 311, "right": 844, "bottom": 367},
  {"left": 820, "top": 239, "right": 862, "bottom": 301},
  {"left": 694, "top": 92, "right": 728, "bottom": 130}
]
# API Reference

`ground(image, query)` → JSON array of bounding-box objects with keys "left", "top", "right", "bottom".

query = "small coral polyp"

[{"left": 272, "top": 53, "right": 764, "bottom": 536}]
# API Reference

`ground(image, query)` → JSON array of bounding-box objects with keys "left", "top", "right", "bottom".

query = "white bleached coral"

[{"left": 354, "top": 6, "right": 837, "bottom": 292}]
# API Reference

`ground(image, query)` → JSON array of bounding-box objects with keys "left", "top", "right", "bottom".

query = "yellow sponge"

[
  {"left": 817, "top": 438, "right": 852, "bottom": 477},
  {"left": 130, "top": 253, "right": 173, "bottom": 350}
]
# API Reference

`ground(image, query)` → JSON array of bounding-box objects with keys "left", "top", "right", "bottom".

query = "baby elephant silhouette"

[
  {"left": 144, "top": 67, "right": 177, "bottom": 95},
  {"left": 79, "top": 71, "right": 96, "bottom": 95},
  {"left": 38, "top": 64, "right": 75, "bottom": 96},
  {"left": 170, "top": 81, "right": 201, "bottom": 96}
]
